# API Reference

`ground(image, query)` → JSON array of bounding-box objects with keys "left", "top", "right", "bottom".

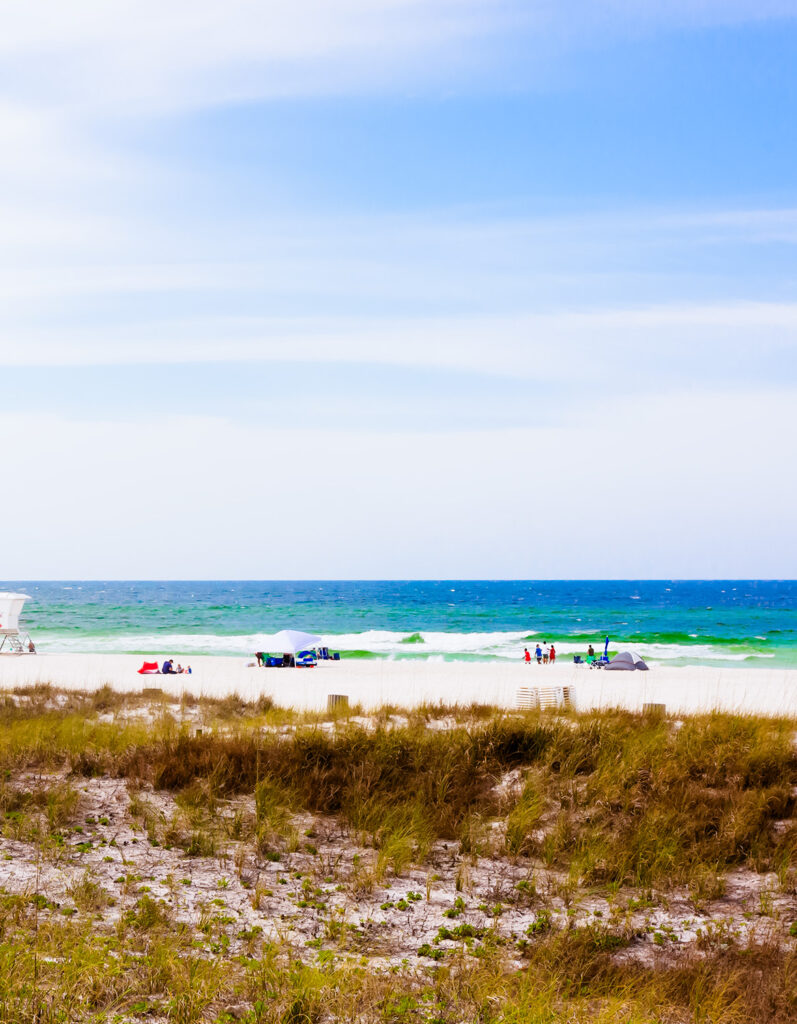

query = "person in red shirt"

[
  {"left": 524, "top": 647, "right": 531, "bottom": 664},
  {"left": 549, "top": 644, "right": 556, "bottom": 664}
]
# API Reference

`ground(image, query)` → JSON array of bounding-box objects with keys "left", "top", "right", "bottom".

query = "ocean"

[{"left": 4, "top": 580, "right": 796, "bottom": 669}]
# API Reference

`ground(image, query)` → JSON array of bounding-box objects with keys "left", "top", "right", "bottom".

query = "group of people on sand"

[
  {"left": 524, "top": 643, "right": 556, "bottom": 665},
  {"left": 161, "top": 659, "right": 192, "bottom": 675},
  {"left": 523, "top": 642, "right": 603, "bottom": 666}
]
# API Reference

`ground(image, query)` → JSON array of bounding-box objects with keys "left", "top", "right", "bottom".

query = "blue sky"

[{"left": 1, "top": 1, "right": 796, "bottom": 578}]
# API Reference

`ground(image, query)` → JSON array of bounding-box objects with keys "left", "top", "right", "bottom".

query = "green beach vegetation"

[{"left": 0, "top": 684, "right": 795, "bottom": 1022}]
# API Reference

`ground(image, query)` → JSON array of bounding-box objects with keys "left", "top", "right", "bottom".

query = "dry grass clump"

[
  {"left": 0, "top": 911, "right": 794, "bottom": 1023},
  {"left": 112, "top": 719, "right": 556, "bottom": 872},
  {"left": 100, "top": 710, "right": 797, "bottom": 891},
  {"left": 511, "top": 929, "right": 797, "bottom": 1023},
  {"left": 191, "top": 690, "right": 274, "bottom": 720},
  {"left": 0, "top": 776, "right": 79, "bottom": 848},
  {"left": 66, "top": 870, "right": 112, "bottom": 913},
  {"left": 542, "top": 712, "right": 797, "bottom": 887},
  {"left": 0, "top": 690, "right": 795, "bottom": 894}
]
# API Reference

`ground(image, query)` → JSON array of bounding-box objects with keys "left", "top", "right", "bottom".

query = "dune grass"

[
  {"left": 1, "top": 688, "right": 796, "bottom": 892},
  {"left": 121, "top": 713, "right": 797, "bottom": 888},
  {"left": 0, "top": 905, "right": 794, "bottom": 1022},
  {"left": 0, "top": 686, "right": 796, "bottom": 1021}
]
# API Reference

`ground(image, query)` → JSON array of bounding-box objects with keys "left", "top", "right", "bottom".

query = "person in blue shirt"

[
  {"left": 161, "top": 659, "right": 175, "bottom": 674},
  {"left": 535, "top": 644, "right": 542, "bottom": 664}
]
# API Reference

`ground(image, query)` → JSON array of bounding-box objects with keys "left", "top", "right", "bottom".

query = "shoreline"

[{"left": 1, "top": 653, "right": 797, "bottom": 716}]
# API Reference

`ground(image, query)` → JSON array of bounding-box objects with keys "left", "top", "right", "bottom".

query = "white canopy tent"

[
  {"left": 258, "top": 629, "right": 324, "bottom": 666},
  {"left": 266, "top": 629, "right": 322, "bottom": 654}
]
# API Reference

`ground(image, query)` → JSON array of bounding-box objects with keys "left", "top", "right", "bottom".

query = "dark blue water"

[{"left": 4, "top": 580, "right": 795, "bottom": 667}]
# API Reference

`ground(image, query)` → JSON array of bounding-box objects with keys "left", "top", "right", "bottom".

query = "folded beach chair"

[{"left": 515, "top": 686, "right": 573, "bottom": 711}]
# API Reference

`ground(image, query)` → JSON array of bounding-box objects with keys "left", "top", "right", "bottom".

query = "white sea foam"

[
  {"left": 329, "top": 629, "right": 535, "bottom": 655},
  {"left": 38, "top": 633, "right": 279, "bottom": 655},
  {"left": 34, "top": 628, "right": 775, "bottom": 664}
]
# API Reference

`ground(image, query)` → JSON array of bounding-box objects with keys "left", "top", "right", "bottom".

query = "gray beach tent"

[{"left": 605, "top": 650, "right": 649, "bottom": 671}]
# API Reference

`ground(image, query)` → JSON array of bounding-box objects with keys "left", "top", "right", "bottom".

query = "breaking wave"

[{"left": 33, "top": 628, "right": 782, "bottom": 666}]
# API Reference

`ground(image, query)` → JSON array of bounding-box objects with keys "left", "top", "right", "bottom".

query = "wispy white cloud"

[
  {"left": 2, "top": 3, "right": 794, "bottom": 322},
  {"left": 3, "top": 303, "right": 795, "bottom": 400},
  {"left": 3, "top": 202, "right": 795, "bottom": 300},
  {"left": 2, "top": 189, "right": 796, "bottom": 394},
  {"left": 1, "top": 1, "right": 794, "bottom": 114},
  {"left": 0, "top": 1, "right": 522, "bottom": 113}
]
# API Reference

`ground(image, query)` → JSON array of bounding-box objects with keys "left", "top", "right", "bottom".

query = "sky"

[{"left": 2, "top": 1, "right": 797, "bottom": 579}]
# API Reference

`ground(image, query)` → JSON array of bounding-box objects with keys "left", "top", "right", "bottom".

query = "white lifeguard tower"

[{"left": 0, "top": 592, "right": 34, "bottom": 654}]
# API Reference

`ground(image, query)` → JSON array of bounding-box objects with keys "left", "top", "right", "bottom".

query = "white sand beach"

[{"left": 1, "top": 653, "right": 796, "bottom": 717}]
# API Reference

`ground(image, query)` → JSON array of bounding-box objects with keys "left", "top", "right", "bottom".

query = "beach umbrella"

[
  {"left": 266, "top": 629, "right": 322, "bottom": 654},
  {"left": 605, "top": 650, "right": 649, "bottom": 671},
  {"left": 604, "top": 636, "right": 609, "bottom": 659}
]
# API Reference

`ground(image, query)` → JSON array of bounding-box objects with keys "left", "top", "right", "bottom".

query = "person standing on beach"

[
  {"left": 549, "top": 643, "right": 556, "bottom": 665},
  {"left": 543, "top": 644, "right": 549, "bottom": 664},
  {"left": 535, "top": 643, "right": 542, "bottom": 664},
  {"left": 524, "top": 647, "right": 531, "bottom": 664}
]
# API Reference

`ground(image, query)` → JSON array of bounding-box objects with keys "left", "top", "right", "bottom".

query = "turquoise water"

[{"left": 5, "top": 580, "right": 796, "bottom": 668}]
